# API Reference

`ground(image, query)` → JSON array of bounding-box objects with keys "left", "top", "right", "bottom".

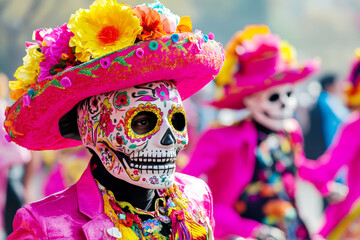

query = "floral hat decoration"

[
  {"left": 4, "top": 0, "right": 224, "bottom": 150},
  {"left": 209, "top": 25, "right": 319, "bottom": 110},
  {"left": 345, "top": 48, "right": 360, "bottom": 108}
]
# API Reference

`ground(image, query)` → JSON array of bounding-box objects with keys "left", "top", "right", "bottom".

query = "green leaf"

[
  {"left": 129, "top": 144, "right": 137, "bottom": 149},
  {"left": 50, "top": 80, "right": 62, "bottom": 88},
  {"left": 9, "top": 130, "right": 15, "bottom": 138},
  {"left": 79, "top": 69, "right": 94, "bottom": 76}
]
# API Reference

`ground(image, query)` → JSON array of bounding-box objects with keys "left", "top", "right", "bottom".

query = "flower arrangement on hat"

[
  {"left": 210, "top": 25, "right": 319, "bottom": 110},
  {"left": 5, "top": 0, "right": 223, "bottom": 151},
  {"left": 9, "top": 0, "right": 193, "bottom": 101}
]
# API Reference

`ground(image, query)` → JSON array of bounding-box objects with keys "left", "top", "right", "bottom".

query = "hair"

[{"left": 319, "top": 73, "right": 338, "bottom": 90}]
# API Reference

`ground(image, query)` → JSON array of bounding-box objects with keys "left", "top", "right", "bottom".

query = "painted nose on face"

[{"left": 161, "top": 128, "right": 176, "bottom": 146}]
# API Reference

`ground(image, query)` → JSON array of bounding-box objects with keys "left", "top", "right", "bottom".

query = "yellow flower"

[
  {"left": 10, "top": 45, "right": 45, "bottom": 101},
  {"left": 279, "top": 40, "right": 297, "bottom": 66},
  {"left": 216, "top": 26, "right": 270, "bottom": 86},
  {"left": 68, "top": 0, "right": 142, "bottom": 62}
]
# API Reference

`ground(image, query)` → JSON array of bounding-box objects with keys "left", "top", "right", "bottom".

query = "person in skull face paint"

[
  {"left": 183, "top": 25, "right": 321, "bottom": 239},
  {"left": 4, "top": 1, "right": 224, "bottom": 239},
  {"left": 299, "top": 48, "right": 360, "bottom": 240}
]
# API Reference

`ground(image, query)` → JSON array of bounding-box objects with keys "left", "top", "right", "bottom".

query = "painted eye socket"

[
  {"left": 168, "top": 105, "right": 187, "bottom": 136},
  {"left": 125, "top": 103, "right": 163, "bottom": 141},
  {"left": 269, "top": 93, "right": 280, "bottom": 102},
  {"left": 171, "top": 112, "right": 186, "bottom": 132},
  {"left": 131, "top": 111, "right": 158, "bottom": 135}
]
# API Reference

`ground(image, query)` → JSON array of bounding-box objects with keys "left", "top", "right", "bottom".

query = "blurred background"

[
  {"left": 1, "top": 0, "right": 360, "bottom": 239},
  {"left": 1, "top": 0, "right": 360, "bottom": 80}
]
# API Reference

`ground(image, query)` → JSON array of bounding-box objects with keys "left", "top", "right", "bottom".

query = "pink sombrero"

[
  {"left": 4, "top": 0, "right": 224, "bottom": 150},
  {"left": 209, "top": 25, "right": 319, "bottom": 110}
]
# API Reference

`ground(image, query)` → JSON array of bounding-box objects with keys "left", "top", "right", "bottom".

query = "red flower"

[
  {"left": 115, "top": 92, "right": 129, "bottom": 108},
  {"left": 126, "top": 212, "right": 141, "bottom": 225},
  {"left": 116, "top": 135, "right": 124, "bottom": 145}
]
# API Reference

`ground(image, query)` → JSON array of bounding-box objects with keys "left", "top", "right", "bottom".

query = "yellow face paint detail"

[
  {"left": 168, "top": 104, "right": 187, "bottom": 136},
  {"left": 124, "top": 103, "right": 163, "bottom": 140}
]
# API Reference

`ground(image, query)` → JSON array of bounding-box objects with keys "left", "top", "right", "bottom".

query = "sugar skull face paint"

[
  {"left": 244, "top": 84, "right": 297, "bottom": 131},
  {"left": 77, "top": 81, "right": 188, "bottom": 189}
]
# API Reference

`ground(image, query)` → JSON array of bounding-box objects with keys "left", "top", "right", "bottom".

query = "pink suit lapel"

[{"left": 76, "top": 164, "right": 114, "bottom": 239}]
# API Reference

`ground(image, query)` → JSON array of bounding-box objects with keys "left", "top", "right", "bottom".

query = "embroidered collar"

[{"left": 96, "top": 180, "right": 209, "bottom": 240}]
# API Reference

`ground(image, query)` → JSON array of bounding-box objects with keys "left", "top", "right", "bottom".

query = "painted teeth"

[
  {"left": 129, "top": 153, "right": 177, "bottom": 163},
  {"left": 127, "top": 151, "right": 178, "bottom": 173}
]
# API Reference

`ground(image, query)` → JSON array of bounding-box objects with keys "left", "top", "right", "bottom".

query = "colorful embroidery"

[
  {"left": 237, "top": 129, "right": 310, "bottom": 240},
  {"left": 97, "top": 181, "right": 209, "bottom": 240}
]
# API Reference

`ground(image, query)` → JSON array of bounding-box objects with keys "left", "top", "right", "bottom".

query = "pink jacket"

[
  {"left": 183, "top": 119, "right": 307, "bottom": 238},
  {"left": 8, "top": 164, "right": 214, "bottom": 239},
  {"left": 299, "top": 111, "right": 360, "bottom": 237}
]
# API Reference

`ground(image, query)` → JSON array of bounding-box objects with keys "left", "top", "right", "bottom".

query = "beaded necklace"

[{"left": 96, "top": 180, "right": 209, "bottom": 240}]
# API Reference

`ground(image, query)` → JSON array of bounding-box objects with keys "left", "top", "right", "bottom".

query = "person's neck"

[
  {"left": 89, "top": 152, "right": 156, "bottom": 211},
  {"left": 252, "top": 119, "right": 276, "bottom": 135}
]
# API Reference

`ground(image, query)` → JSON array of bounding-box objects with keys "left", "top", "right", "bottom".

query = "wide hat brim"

[
  {"left": 208, "top": 59, "right": 319, "bottom": 110},
  {"left": 5, "top": 32, "right": 224, "bottom": 150}
]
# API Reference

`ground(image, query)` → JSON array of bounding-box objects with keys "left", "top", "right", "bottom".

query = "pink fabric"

[
  {"left": 182, "top": 119, "right": 308, "bottom": 238},
  {"left": 209, "top": 60, "right": 319, "bottom": 110},
  {"left": 43, "top": 163, "right": 66, "bottom": 197},
  {"left": 299, "top": 111, "right": 360, "bottom": 237},
  {"left": 8, "top": 163, "right": 214, "bottom": 239},
  {"left": 5, "top": 32, "right": 224, "bottom": 151}
]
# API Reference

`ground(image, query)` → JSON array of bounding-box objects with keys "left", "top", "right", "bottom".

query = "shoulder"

[
  {"left": 174, "top": 172, "right": 212, "bottom": 208},
  {"left": 173, "top": 173, "right": 214, "bottom": 227},
  {"left": 202, "top": 118, "right": 255, "bottom": 137},
  {"left": 25, "top": 184, "right": 78, "bottom": 217},
  {"left": 174, "top": 172, "right": 209, "bottom": 191},
  {"left": 10, "top": 185, "right": 79, "bottom": 239}
]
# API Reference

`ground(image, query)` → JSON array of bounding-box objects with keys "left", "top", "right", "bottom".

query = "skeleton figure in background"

[
  {"left": 244, "top": 84, "right": 297, "bottom": 132},
  {"left": 183, "top": 25, "right": 323, "bottom": 240}
]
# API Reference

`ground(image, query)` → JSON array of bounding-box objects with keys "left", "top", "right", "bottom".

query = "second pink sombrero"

[{"left": 209, "top": 25, "right": 319, "bottom": 110}]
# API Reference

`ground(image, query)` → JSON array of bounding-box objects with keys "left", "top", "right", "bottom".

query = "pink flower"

[
  {"left": 35, "top": 24, "right": 75, "bottom": 81},
  {"left": 135, "top": 48, "right": 144, "bottom": 58},
  {"left": 100, "top": 57, "right": 111, "bottom": 69},
  {"left": 155, "top": 84, "right": 170, "bottom": 101}
]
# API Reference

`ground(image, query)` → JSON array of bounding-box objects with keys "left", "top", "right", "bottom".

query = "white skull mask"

[
  {"left": 77, "top": 81, "right": 188, "bottom": 189},
  {"left": 243, "top": 84, "right": 297, "bottom": 131}
]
